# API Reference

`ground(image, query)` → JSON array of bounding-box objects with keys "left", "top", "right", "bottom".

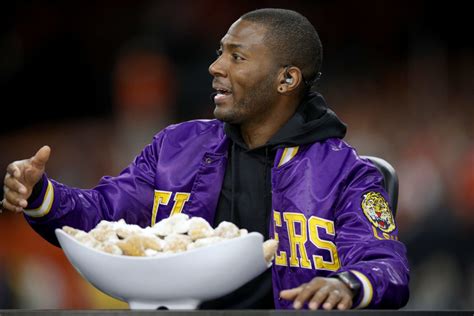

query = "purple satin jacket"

[{"left": 25, "top": 119, "right": 409, "bottom": 309}]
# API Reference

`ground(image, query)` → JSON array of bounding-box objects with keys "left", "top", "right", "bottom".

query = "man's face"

[{"left": 209, "top": 19, "right": 280, "bottom": 125}]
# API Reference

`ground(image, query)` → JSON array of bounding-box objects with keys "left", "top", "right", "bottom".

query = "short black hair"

[{"left": 240, "top": 8, "right": 322, "bottom": 88}]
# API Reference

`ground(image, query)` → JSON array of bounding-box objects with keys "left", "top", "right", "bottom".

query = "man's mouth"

[
  {"left": 215, "top": 88, "right": 232, "bottom": 95},
  {"left": 212, "top": 85, "right": 233, "bottom": 103}
]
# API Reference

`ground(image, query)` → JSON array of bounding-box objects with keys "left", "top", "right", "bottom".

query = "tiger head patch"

[{"left": 361, "top": 192, "right": 395, "bottom": 233}]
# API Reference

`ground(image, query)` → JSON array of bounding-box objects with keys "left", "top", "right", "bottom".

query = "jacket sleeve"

[
  {"left": 24, "top": 131, "right": 165, "bottom": 246},
  {"left": 331, "top": 156, "right": 409, "bottom": 309}
]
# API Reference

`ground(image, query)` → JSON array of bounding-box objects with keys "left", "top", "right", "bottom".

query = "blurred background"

[{"left": 0, "top": 0, "right": 473, "bottom": 309}]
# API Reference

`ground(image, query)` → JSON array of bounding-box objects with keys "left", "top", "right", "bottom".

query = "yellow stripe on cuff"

[
  {"left": 24, "top": 180, "right": 54, "bottom": 218},
  {"left": 277, "top": 146, "right": 299, "bottom": 167},
  {"left": 351, "top": 270, "right": 373, "bottom": 309}
]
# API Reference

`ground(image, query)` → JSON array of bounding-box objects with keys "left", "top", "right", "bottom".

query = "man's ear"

[{"left": 277, "top": 66, "right": 303, "bottom": 94}]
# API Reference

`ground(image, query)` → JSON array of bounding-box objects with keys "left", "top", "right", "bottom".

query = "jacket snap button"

[{"left": 205, "top": 157, "right": 212, "bottom": 164}]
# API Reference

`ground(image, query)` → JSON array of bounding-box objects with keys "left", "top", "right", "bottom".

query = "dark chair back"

[{"left": 361, "top": 156, "right": 399, "bottom": 216}]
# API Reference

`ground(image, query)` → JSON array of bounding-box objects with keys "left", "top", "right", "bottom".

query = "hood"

[{"left": 224, "top": 91, "right": 347, "bottom": 150}]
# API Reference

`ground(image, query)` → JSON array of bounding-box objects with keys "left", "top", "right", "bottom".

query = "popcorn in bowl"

[
  {"left": 62, "top": 214, "right": 279, "bottom": 264},
  {"left": 55, "top": 214, "right": 278, "bottom": 309}
]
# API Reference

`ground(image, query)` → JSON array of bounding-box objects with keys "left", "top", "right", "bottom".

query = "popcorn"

[
  {"left": 263, "top": 239, "right": 279, "bottom": 263},
  {"left": 163, "top": 234, "right": 193, "bottom": 252},
  {"left": 187, "top": 217, "right": 214, "bottom": 240},
  {"left": 62, "top": 226, "right": 81, "bottom": 237},
  {"left": 152, "top": 213, "right": 190, "bottom": 236},
  {"left": 239, "top": 229, "right": 248, "bottom": 236},
  {"left": 96, "top": 242, "right": 123, "bottom": 255},
  {"left": 89, "top": 227, "right": 119, "bottom": 243},
  {"left": 74, "top": 231, "right": 100, "bottom": 248},
  {"left": 116, "top": 235, "right": 147, "bottom": 256},
  {"left": 215, "top": 221, "right": 240, "bottom": 239},
  {"left": 62, "top": 215, "right": 278, "bottom": 263},
  {"left": 115, "top": 224, "right": 142, "bottom": 239}
]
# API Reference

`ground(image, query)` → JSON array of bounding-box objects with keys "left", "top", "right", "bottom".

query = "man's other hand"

[
  {"left": 2, "top": 146, "right": 51, "bottom": 212},
  {"left": 280, "top": 277, "right": 354, "bottom": 310}
]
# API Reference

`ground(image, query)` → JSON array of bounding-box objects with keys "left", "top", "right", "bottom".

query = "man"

[{"left": 1, "top": 8, "right": 409, "bottom": 310}]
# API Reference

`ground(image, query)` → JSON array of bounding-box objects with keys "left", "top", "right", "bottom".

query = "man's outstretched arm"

[{"left": 2, "top": 133, "right": 164, "bottom": 245}]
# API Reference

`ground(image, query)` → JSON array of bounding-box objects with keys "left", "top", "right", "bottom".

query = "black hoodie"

[{"left": 199, "top": 92, "right": 346, "bottom": 309}]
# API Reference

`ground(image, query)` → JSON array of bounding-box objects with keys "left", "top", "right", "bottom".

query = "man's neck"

[{"left": 240, "top": 98, "right": 299, "bottom": 149}]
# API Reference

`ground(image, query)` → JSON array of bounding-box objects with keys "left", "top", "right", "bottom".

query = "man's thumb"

[{"left": 31, "top": 145, "right": 51, "bottom": 168}]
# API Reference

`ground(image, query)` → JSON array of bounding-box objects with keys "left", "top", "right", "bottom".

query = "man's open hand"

[
  {"left": 280, "top": 277, "right": 354, "bottom": 310},
  {"left": 2, "top": 146, "right": 51, "bottom": 212}
]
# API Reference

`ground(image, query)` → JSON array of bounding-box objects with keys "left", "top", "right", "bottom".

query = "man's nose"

[{"left": 208, "top": 57, "right": 226, "bottom": 78}]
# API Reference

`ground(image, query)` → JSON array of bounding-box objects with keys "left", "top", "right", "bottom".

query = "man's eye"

[
  {"left": 216, "top": 49, "right": 223, "bottom": 56},
  {"left": 232, "top": 53, "right": 244, "bottom": 61}
]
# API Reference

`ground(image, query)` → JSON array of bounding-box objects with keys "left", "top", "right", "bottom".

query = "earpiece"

[{"left": 284, "top": 66, "right": 293, "bottom": 84}]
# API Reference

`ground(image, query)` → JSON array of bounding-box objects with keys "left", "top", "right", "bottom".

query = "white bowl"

[{"left": 55, "top": 229, "right": 269, "bottom": 310}]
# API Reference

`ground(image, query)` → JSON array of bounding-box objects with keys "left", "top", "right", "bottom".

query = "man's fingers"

[
  {"left": 293, "top": 280, "right": 325, "bottom": 310},
  {"left": 307, "top": 285, "right": 330, "bottom": 310},
  {"left": 321, "top": 289, "right": 343, "bottom": 310},
  {"left": 6, "top": 163, "right": 21, "bottom": 178},
  {"left": 5, "top": 189, "right": 28, "bottom": 208},
  {"left": 31, "top": 145, "right": 51, "bottom": 169},
  {"left": 337, "top": 295, "right": 352, "bottom": 310},
  {"left": 4, "top": 174, "right": 28, "bottom": 194},
  {"left": 279, "top": 286, "right": 304, "bottom": 300},
  {"left": 2, "top": 198, "right": 23, "bottom": 213},
  {"left": 281, "top": 277, "right": 355, "bottom": 311}
]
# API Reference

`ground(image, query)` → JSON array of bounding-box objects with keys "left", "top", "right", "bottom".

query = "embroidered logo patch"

[{"left": 361, "top": 192, "right": 395, "bottom": 233}]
